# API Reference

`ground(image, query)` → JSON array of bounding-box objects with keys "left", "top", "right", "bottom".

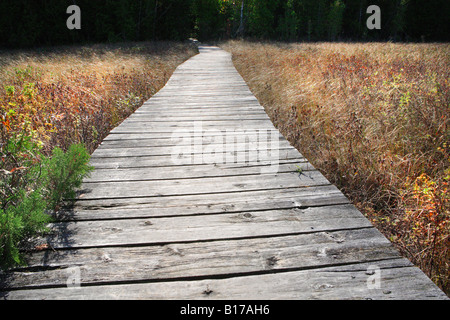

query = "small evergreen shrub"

[
  {"left": 0, "top": 136, "right": 93, "bottom": 269},
  {"left": 29, "top": 144, "right": 93, "bottom": 211}
]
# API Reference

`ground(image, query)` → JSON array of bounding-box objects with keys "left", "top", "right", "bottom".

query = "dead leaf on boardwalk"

[{"left": 34, "top": 243, "right": 49, "bottom": 251}]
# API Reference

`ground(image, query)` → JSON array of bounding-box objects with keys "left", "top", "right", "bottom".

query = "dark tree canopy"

[{"left": 0, "top": 0, "right": 448, "bottom": 48}]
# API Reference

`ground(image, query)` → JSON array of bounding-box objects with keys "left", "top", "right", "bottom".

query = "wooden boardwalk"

[{"left": 1, "top": 45, "right": 447, "bottom": 300}]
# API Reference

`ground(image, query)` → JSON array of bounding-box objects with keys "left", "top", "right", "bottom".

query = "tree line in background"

[{"left": 0, "top": 0, "right": 449, "bottom": 48}]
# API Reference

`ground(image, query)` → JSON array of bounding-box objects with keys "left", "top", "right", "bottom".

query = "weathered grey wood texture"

[{"left": 1, "top": 46, "right": 447, "bottom": 300}]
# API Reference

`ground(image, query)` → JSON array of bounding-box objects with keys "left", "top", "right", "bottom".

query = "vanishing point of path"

[{"left": 1, "top": 46, "right": 447, "bottom": 299}]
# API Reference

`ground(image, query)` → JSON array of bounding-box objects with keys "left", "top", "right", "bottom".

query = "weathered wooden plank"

[
  {"left": 103, "top": 129, "right": 282, "bottom": 141},
  {"left": 40, "top": 204, "right": 372, "bottom": 249},
  {"left": 90, "top": 144, "right": 294, "bottom": 159},
  {"left": 141, "top": 98, "right": 260, "bottom": 104},
  {"left": 69, "top": 185, "right": 350, "bottom": 220},
  {"left": 98, "top": 134, "right": 286, "bottom": 149},
  {"left": 123, "top": 116, "right": 271, "bottom": 123},
  {"left": 151, "top": 87, "right": 253, "bottom": 92},
  {"left": 87, "top": 148, "right": 302, "bottom": 169},
  {"left": 3, "top": 259, "right": 446, "bottom": 300},
  {"left": 68, "top": 198, "right": 299, "bottom": 221},
  {"left": 146, "top": 95, "right": 258, "bottom": 101},
  {"left": 138, "top": 105, "right": 264, "bottom": 112},
  {"left": 79, "top": 171, "right": 330, "bottom": 200},
  {"left": 133, "top": 109, "right": 267, "bottom": 114},
  {"left": 108, "top": 121, "right": 276, "bottom": 133},
  {"left": 84, "top": 162, "right": 313, "bottom": 183},
  {"left": 115, "top": 119, "right": 274, "bottom": 125},
  {"left": 2, "top": 228, "right": 399, "bottom": 290},
  {"left": 130, "top": 112, "right": 269, "bottom": 119},
  {"left": 148, "top": 95, "right": 257, "bottom": 100}
]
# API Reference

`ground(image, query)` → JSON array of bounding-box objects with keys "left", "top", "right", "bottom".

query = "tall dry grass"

[
  {"left": 0, "top": 42, "right": 197, "bottom": 267},
  {"left": 221, "top": 40, "right": 450, "bottom": 294},
  {"left": 0, "top": 41, "right": 198, "bottom": 154}
]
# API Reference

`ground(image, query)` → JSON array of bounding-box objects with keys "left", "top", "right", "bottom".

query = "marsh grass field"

[
  {"left": 0, "top": 41, "right": 198, "bottom": 154},
  {"left": 0, "top": 41, "right": 197, "bottom": 268},
  {"left": 221, "top": 40, "right": 449, "bottom": 294}
]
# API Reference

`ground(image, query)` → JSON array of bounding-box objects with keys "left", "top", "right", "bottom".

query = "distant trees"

[
  {"left": 0, "top": 0, "right": 195, "bottom": 48},
  {"left": 228, "top": 0, "right": 449, "bottom": 42},
  {"left": 0, "top": 0, "right": 448, "bottom": 48}
]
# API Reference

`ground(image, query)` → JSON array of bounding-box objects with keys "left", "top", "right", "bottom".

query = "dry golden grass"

[
  {"left": 0, "top": 42, "right": 197, "bottom": 268},
  {"left": 221, "top": 40, "right": 450, "bottom": 294},
  {"left": 0, "top": 41, "right": 198, "bottom": 154}
]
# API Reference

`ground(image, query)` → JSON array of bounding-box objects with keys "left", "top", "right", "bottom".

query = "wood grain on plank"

[
  {"left": 3, "top": 228, "right": 399, "bottom": 290},
  {"left": 3, "top": 260, "right": 447, "bottom": 300}
]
